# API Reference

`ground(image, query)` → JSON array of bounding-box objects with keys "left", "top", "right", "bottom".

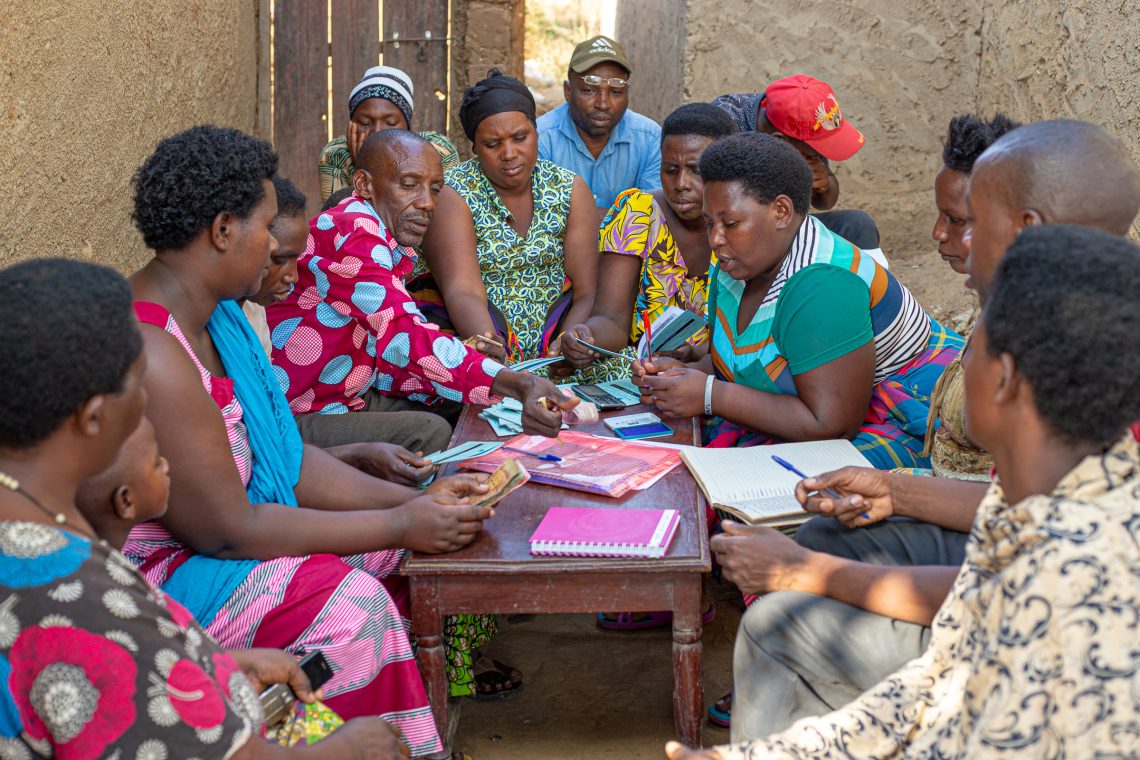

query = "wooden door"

[{"left": 268, "top": 0, "right": 449, "bottom": 215}]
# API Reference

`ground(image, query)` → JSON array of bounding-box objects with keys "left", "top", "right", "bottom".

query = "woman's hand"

[
  {"left": 554, "top": 324, "right": 603, "bottom": 369},
  {"left": 794, "top": 466, "right": 896, "bottom": 528},
  {"left": 631, "top": 356, "right": 687, "bottom": 403},
  {"left": 639, "top": 367, "right": 708, "bottom": 418},
  {"left": 227, "top": 648, "right": 319, "bottom": 702},
  {"left": 393, "top": 495, "right": 494, "bottom": 553},
  {"left": 424, "top": 473, "right": 490, "bottom": 502},
  {"left": 658, "top": 340, "right": 703, "bottom": 364},
  {"left": 332, "top": 443, "right": 436, "bottom": 486},
  {"left": 334, "top": 717, "right": 411, "bottom": 759}
]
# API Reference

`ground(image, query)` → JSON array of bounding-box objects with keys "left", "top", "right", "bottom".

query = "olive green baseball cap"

[{"left": 569, "top": 35, "right": 632, "bottom": 75}]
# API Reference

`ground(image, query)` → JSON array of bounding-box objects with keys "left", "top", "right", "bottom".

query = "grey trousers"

[
  {"left": 730, "top": 516, "right": 969, "bottom": 741},
  {"left": 294, "top": 390, "right": 456, "bottom": 455}
]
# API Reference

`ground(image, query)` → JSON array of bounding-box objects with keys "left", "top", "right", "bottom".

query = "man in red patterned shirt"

[{"left": 268, "top": 130, "right": 573, "bottom": 437}]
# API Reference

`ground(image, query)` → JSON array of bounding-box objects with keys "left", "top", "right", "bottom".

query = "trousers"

[
  {"left": 294, "top": 389, "right": 456, "bottom": 455},
  {"left": 730, "top": 516, "right": 969, "bottom": 742}
]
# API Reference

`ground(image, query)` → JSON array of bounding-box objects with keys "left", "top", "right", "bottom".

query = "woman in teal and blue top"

[{"left": 637, "top": 133, "right": 962, "bottom": 470}]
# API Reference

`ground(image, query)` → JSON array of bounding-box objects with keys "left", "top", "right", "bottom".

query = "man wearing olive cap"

[{"left": 537, "top": 35, "right": 662, "bottom": 210}]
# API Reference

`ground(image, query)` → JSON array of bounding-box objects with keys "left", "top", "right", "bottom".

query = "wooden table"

[{"left": 402, "top": 403, "right": 710, "bottom": 750}]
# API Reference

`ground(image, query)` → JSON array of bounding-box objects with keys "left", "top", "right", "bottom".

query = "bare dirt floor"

[{"left": 452, "top": 578, "right": 741, "bottom": 759}]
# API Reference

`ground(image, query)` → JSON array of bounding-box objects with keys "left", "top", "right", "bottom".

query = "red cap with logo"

[{"left": 762, "top": 74, "right": 866, "bottom": 161}]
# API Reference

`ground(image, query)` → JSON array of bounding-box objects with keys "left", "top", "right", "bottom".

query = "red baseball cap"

[{"left": 762, "top": 74, "right": 865, "bottom": 161}]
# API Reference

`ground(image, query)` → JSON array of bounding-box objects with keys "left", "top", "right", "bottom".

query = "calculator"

[{"left": 571, "top": 384, "right": 629, "bottom": 410}]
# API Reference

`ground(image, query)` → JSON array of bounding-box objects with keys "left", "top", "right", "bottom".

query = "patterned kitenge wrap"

[
  {"left": 445, "top": 157, "right": 628, "bottom": 382},
  {"left": 124, "top": 302, "right": 444, "bottom": 755},
  {"left": 704, "top": 216, "right": 963, "bottom": 469}
]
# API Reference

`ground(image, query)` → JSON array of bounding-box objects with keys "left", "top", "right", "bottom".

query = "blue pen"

[
  {"left": 503, "top": 446, "right": 562, "bottom": 463},
  {"left": 771, "top": 455, "right": 871, "bottom": 520}
]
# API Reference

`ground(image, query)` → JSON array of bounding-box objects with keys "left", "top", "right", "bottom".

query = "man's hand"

[
  {"left": 640, "top": 368, "right": 708, "bottom": 418},
  {"left": 709, "top": 521, "right": 823, "bottom": 596},
  {"left": 467, "top": 330, "right": 508, "bottom": 362},
  {"left": 492, "top": 371, "right": 578, "bottom": 437},
  {"left": 554, "top": 324, "right": 602, "bottom": 369},
  {"left": 795, "top": 466, "right": 896, "bottom": 528},
  {"left": 331, "top": 442, "right": 436, "bottom": 486},
  {"left": 393, "top": 495, "right": 493, "bottom": 553},
  {"left": 227, "top": 648, "right": 319, "bottom": 702},
  {"left": 665, "top": 741, "right": 723, "bottom": 760},
  {"left": 424, "top": 472, "right": 490, "bottom": 501},
  {"left": 347, "top": 120, "right": 369, "bottom": 161},
  {"left": 804, "top": 153, "right": 832, "bottom": 196},
  {"left": 335, "top": 717, "right": 411, "bottom": 759}
]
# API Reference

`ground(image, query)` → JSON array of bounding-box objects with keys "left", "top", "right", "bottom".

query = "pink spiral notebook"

[{"left": 529, "top": 507, "right": 681, "bottom": 558}]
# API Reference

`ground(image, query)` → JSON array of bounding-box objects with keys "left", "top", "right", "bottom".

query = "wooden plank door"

[
  {"left": 272, "top": 0, "right": 328, "bottom": 213},
  {"left": 268, "top": 0, "right": 448, "bottom": 213},
  {"left": 382, "top": 0, "right": 449, "bottom": 133}
]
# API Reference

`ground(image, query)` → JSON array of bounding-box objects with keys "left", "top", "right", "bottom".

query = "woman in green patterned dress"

[{"left": 420, "top": 69, "right": 623, "bottom": 382}]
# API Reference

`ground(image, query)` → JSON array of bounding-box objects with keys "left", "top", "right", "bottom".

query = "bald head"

[
  {"left": 355, "top": 128, "right": 435, "bottom": 177},
  {"left": 965, "top": 119, "right": 1140, "bottom": 297},
  {"left": 978, "top": 119, "right": 1140, "bottom": 233},
  {"left": 351, "top": 128, "right": 443, "bottom": 247}
]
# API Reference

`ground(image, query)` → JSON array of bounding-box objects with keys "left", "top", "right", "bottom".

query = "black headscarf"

[{"left": 458, "top": 68, "right": 536, "bottom": 141}]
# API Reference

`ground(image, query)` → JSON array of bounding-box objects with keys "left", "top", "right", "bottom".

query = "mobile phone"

[
  {"left": 572, "top": 384, "right": 628, "bottom": 410},
  {"left": 259, "top": 650, "right": 333, "bottom": 727},
  {"left": 614, "top": 421, "right": 673, "bottom": 440}
]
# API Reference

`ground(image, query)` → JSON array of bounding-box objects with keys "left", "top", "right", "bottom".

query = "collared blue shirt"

[{"left": 536, "top": 103, "right": 662, "bottom": 209}]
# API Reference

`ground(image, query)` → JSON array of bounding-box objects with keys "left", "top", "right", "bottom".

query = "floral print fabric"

[
  {"left": 598, "top": 188, "right": 715, "bottom": 347},
  {"left": 0, "top": 521, "right": 260, "bottom": 759},
  {"left": 714, "top": 434, "right": 1140, "bottom": 759}
]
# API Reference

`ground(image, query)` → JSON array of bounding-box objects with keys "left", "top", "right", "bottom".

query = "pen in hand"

[{"left": 771, "top": 455, "right": 871, "bottom": 520}]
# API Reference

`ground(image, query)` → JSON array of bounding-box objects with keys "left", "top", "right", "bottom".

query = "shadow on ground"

[{"left": 453, "top": 581, "right": 742, "bottom": 759}]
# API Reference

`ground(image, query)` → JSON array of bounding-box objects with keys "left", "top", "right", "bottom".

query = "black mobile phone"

[
  {"left": 259, "top": 650, "right": 333, "bottom": 727},
  {"left": 572, "top": 384, "right": 627, "bottom": 410}
]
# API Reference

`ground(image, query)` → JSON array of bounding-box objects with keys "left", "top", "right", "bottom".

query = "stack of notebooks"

[
  {"left": 680, "top": 439, "right": 872, "bottom": 528},
  {"left": 530, "top": 506, "right": 680, "bottom": 558}
]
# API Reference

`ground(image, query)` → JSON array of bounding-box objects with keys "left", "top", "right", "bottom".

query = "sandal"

[
  {"left": 470, "top": 655, "right": 523, "bottom": 700},
  {"left": 597, "top": 604, "right": 717, "bottom": 631},
  {"left": 707, "top": 690, "right": 732, "bottom": 728}
]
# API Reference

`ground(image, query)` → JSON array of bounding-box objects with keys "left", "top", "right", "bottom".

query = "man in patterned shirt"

[
  {"left": 669, "top": 224, "right": 1140, "bottom": 759},
  {"left": 267, "top": 130, "right": 574, "bottom": 437}
]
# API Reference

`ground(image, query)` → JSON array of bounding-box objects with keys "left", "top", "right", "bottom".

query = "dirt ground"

[{"left": 453, "top": 578, "right": 742, "bottom": 759}]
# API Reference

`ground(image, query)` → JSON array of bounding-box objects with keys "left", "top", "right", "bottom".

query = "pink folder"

[{"left": 529, "top": 507, "right": 680, "bottom": 558}]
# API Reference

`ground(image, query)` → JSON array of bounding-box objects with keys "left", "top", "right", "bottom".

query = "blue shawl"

[{"left": 162, "top": 300, "right": 304, "bottom": 626}]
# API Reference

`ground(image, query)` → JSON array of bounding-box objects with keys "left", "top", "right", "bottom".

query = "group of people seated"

[{"left": 1, "top": 30, "right": 1138, "bottom": 760}]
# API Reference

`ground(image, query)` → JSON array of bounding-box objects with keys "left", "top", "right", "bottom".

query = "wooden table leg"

[
  {"left": 410, "top": 577, "right": 449, "bottom": 751},
  {"left": 672, "top": 574, "right": 703, "bottom": 746}
]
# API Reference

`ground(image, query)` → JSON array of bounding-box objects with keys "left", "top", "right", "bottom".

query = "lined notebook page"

[{"left": 681, "top": 440, "right": 872, "bottom": 520}]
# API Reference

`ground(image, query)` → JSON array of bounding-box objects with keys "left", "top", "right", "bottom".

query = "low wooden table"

[{"left": 402, "top": 403, "right": 710, "bottom": 750}]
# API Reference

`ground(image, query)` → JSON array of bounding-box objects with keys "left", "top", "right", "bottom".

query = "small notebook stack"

[
  {"left": 680, "top": 439, "right": 873, "bottom": 528},
  {"left": 529, "top": 507, "right": 680, "bottom": 558}
]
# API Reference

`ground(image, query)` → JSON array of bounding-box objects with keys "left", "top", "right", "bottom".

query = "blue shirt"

[{"left": 536, "top": 103, "right": 662, "bottom": 209}]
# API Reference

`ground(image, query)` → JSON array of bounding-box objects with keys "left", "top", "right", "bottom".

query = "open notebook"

[{"left": 680, "top": 440, "right": 872, "bottom": 527}]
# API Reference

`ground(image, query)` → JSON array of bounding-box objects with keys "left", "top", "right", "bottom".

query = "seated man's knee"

[
  {"left": 794, "top": 516, "right": 848, "bottom": 552},
  {"left": 419, "top": 413, "right": 453, "bottom": 453}
]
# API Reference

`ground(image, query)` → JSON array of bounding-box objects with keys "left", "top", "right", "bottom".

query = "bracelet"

[{"left": 704, "top": 374, "right": 715, "bottom": 416}]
